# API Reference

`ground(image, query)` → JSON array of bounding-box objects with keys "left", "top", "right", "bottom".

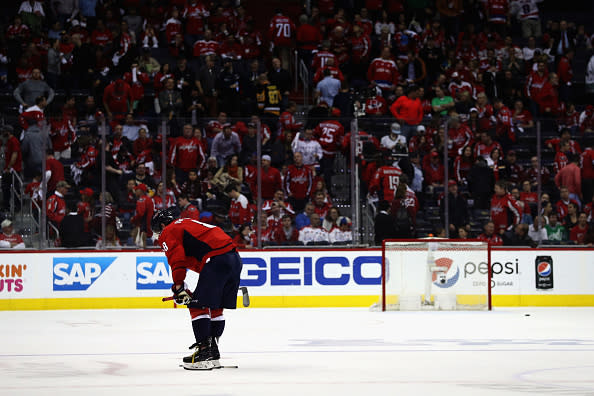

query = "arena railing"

[{"left": 6, "top": 112, "right": 591, "bottom": 250}]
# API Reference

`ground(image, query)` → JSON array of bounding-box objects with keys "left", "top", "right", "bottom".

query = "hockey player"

[{"left": 152, "top": 208, "right": 243, "bottom": 370}]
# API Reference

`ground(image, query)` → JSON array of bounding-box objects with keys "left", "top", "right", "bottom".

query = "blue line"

[{"left": 1, "top": 349, "right": 594, "bottom": 358}]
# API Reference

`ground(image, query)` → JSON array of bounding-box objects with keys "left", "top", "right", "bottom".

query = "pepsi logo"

[{"left": 537, "top": 262, "right": 551, "bottom": 276}]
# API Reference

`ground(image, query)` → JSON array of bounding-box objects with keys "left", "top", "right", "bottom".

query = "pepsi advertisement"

[{"left": 535, "top": 256, "right": 554, "bottom": 290}]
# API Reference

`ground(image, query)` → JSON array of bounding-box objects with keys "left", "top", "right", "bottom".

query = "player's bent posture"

[{"left": 151, "top": 208, "right": 243, "bottom": 370}]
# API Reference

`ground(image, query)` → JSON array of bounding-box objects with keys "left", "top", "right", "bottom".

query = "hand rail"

[
  {"left": 9, "top": 169, "right": 24, "bottom": 221},
  {"left": 298, "top": 59, "right": 309, "bottom": 107}
]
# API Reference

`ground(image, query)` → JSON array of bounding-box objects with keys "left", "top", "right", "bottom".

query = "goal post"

[{"left": 378, "top": 239, "right": 492, "bottom": 311}]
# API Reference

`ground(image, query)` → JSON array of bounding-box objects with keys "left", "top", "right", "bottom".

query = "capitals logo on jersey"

[{"left": 432, "top": 257, "right": 460, "bottom": 288}]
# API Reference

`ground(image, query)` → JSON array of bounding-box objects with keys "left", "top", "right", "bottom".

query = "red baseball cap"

[
  {"left": 134, "top": 183, "right": 148, "bottom": 192},
  {"left": 79, "top": 187, "right": 94, "bottom": 197}
]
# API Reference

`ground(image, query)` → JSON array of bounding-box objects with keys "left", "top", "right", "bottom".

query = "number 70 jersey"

[{"left": 269, "top": 15, "right": 295, "bottom": 47}]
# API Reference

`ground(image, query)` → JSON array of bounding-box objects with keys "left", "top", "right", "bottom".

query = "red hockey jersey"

[
  {"left": 490, "top": 193, "right": 521, "bottom": 231},
  {"left": 158, "top": 218, "right": 236, "bottom": 284},
  {"left": 369, "top": 165, "right": 403, "bottom": 201},
  {"left": 285, "top": 164, "right": 313, "bottom": 200},
  {"left": 269, "top": 15, "right": 295, "bottom": 47},
  {"left": 180, "top": 203, "right": 200, "bottom": 220},
  {"left": 314, "top": 120, "right": 344, "bottom": 156}
]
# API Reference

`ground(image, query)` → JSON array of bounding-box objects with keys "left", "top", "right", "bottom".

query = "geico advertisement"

[{"left": 0, "top": 249, "right": 593, "bottom": 299}]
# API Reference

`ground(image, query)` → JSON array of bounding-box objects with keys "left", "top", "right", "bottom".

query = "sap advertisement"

[{"left": 0, "top": 249, "right": 593, "bottom": 308}]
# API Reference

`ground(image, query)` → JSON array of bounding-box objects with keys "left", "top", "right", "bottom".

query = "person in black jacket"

[
  {"left": 269, "top": 58, "right": 291, "bottom": 112},
  {"left": 440, "top": 180, "right": 470, "bottom": 235},
  {"left": 467, "top": 156, "right": 495, "bottom": 209},
  {"left": 217, "top": 59, "right": 241, "bottom": 116},
  {"left": 374, "top": 200, "right": 397, "bottom": 245},
  {"left": 60, "top": 201, "right": 92, "bottom": 247}
]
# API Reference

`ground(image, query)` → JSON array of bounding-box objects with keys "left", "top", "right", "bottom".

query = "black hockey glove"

[{"left": 172, "top": 284, "right": 192, "bottom": 305}]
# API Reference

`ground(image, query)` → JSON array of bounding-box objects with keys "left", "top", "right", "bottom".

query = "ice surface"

[{"left": 1, "top": 307, "right": 594, "bottom": 396}]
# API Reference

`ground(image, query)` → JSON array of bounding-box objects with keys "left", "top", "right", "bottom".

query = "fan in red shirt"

[
  {"left": 490, "top": 180, "right": 521, "bottom": 233},
  {"left": 130, "top": 183, "right": 154, "bottom": 247},
  {"left": 284, "top": 152, "right": 313, "bottom": 212},
  {"left": 269, "top": 10, "right": 295, "bottom": 66},
  {"left": 47, "top": 181, "right": 70, "bottom": 227},
  {"left": 295, "top": 15, "right": 322, "bottom": 66},
  {"left": 152, "top": 208, "right": 242, "bottom": 370},
  {"left": 423, "top": 151, "right": 445, "bottom": 187},
  {"left": 313, "top": 190, "right": 332, "bottom": 219},
  {"left": 123, "top": 64, "right": 150, "bottom": 108},
  {"left": 225, "top": 183, "right": 253, "bottom": 229},
  {"left": 368, "top": 157, "right": 403, "bottom": 201},
  {"left": 535, "top": 73, "right": 561, "bottom": 116},
  {"left": 171, "top": 124, "right": 207, "bottom": 182},
  {"left": 525, "top": 61, "right": 548, "bottom": 102},
  {"left": 153, "top": 181, "right": 176, "bottom": 210},
  {"left": 474, "top": 131, "right": 503, "bottom": 160},
  {"left": 314, "top": 116, "right": 344, "bottom": 193},
  {"left": 50, "top": 115, "right": 76, "bottom": 159},
  {"left": 312, "top": 57, "right": 344, "bottom": 84},
  {"left": 477, "top": 220, "right": 504, "bottom": 246},
  {"left": 279, "top": 102, "right": 303, "bottom": 134},
  {"left": 77, "top": 188, "right": 94, "bottom": 233},
  {"left": 493, "top": 98, "right": 516, "bottom": 145},
  {"left": 193, "top": 29, "right": 219, "bottom": 58},
  {"left": 311, "top": 42, "right": 337, "bottom": 71},
  {"left": 555, "top": 186, "right": 580, "bottom": 219},
  {"left": 553, "top": 141, "right": 570, "bottom": 174},
  {"left": 256, "top": 155, "right": 282, "bottom": 200},
  {"left": 0, "top": 219, "right": 25, "bottom": 248},
  {"left": 545, "top": 128, "right": 582, "bottom": 154},
  {"left": 91, "top": 19, "right": 113, "bottom": 48},
  {"left": 178, "top": 194, "right": 200, "bottom": 220},
  {"left": 19, "top": 99, "right": 46, "bottom": 131},
  {"left": 453, "top": 145, "right": 475, "bottom": 184},
  {"left": 519, "top": 180, "right": 538, "bottom": 207},
  {"left": 365, "top": 92, "right": 388, "bottom": 116},
  {"left": 447, "top": 114, "right": 473, "bottom": 157},
  {"left": 570, "top": 213, "right": 589, "bottom": 244},
  {"left": 271, "top": 214, "right": 299, "bottom": 245},
  {"left": 103, "top": 79, "right": 132, "bottom": 122},
  {"left": 183, "top": 0, "right": 209, "bottom": 37},
  {"left": 368, "top": 47, "right": 400, "bottom": 93}
]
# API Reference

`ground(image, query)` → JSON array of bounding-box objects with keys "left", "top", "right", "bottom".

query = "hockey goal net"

[{"left": 376, "top": 239, "right": 491, "bottom": 311}]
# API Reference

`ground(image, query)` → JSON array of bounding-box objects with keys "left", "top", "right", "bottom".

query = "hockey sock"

[
  {"left": 211, "top": 309, "right": 225, "bottom": 338},
  {"left": 190, "top": 308, "right": 211, "bottom": 343}
]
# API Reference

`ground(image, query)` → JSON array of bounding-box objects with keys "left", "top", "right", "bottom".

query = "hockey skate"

[
  {"left": 210, "top": 337, "right": 221, "bottom": 369},
  {"left": 182, "top": 340, "right": 214, "bottom": 370}
]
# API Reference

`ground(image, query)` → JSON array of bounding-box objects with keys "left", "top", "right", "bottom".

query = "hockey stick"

[
  {"left": 163, "top": 287, "right": 250, "bottom": 307},
  {"left": 179, "top": 364, "right": 239, "bottom": 369},
  {"left": 162, "top": 289, "right": 193, "bottom": 303},
  {"left": 240, "top": 286, "right": 250, "bottom": 307}
]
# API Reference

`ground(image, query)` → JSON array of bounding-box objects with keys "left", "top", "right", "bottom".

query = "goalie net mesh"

[{"left": 375, "top": 239, "right": 491, "bottom": 311}]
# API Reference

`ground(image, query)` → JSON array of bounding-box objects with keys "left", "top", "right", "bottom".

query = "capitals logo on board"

[{"left": 432, "top": 257, "right": 460, "bottom": 288}]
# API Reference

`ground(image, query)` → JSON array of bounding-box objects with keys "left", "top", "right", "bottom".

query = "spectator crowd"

[{"left": 1, "top": 0, "right": 594, "bottom": 248}]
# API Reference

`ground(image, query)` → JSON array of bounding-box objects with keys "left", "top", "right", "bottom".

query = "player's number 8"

[{"left": 162, "top": 242, "right": 168, "bottom": 252}]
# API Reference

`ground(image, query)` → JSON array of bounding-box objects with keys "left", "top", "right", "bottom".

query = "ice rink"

[{"left": 1, "top": 307, "right": 594, "bottom": 396}]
